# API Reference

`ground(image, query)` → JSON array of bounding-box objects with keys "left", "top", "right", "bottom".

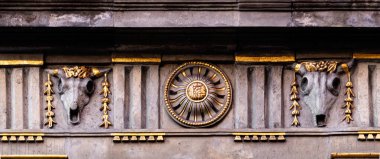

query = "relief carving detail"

[
  {"left": 164, "top": 62, "right": 232, "bottom": 127},
  {"left": 290, "top": 60, "right": 354, "bottom": 127},
  {"left": 45, "top": 66, "right": 111, "bottom": 128}
]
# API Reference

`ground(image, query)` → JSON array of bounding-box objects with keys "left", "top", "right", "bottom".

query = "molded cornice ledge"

[
  {"left": 0, "top": 0, "right": 380, "bottom": 11},
  {"left": 1, "top": 0, "right": 380, "bottom": 27}
]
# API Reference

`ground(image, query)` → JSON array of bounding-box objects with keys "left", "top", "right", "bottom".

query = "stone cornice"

[{"left": 1, "top": 0, "right": 380, "bottom": 11}]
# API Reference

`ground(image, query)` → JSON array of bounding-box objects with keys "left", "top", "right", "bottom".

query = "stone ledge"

[{"left": 1, "top": 0, "right": 380, "bottom": 11}]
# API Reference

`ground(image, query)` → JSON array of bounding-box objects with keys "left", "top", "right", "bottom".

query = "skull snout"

[
  {"left": 68, "top": 100, "right": 80, "bottom": 124},
  {"left": 316, "top": 114, "right": 326, "bottom": 127}
]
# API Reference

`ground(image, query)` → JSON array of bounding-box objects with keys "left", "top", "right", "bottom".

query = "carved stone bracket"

[
  {"left": 358, "top": 131, "right": 380, "bottom": 141},
  {"left": 1, "top": 133, "right": 44, "bottom": 143},
  {"left": 112, "top": 133, "right": 165, "bottom": 143},
  {"left": 233, "top": 132, "right": 286, "bottom": 142}
]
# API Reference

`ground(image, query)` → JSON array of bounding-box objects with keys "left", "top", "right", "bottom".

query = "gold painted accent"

[
  {"left": 290, "top": 73, "right": 301, "bottom": 127},
  {"left": 18, "top": 136, "right": 25, "bottom": 142},
  {"left": 157, "top": 136, "right": 164, "bottom": 141},
  {"left": 113, "top": 136, "right": 121, "bottom": 142},
  {"left": 186, "top": 81, "right": 208, "bottom": 102},
  {"left": 301, "top": 61, "right": 338, "bottom": 73},
  {"left": 9, "top": 136, "right": 16, "bottom": 142},
  {"left": 235, "top": 55, "right": 295, "bottom": 63},
  {"left": 342, "top": 63, "right": 354, "bottom": 124},
  {"left": 260, "top": 135, "right": 267, "bottom": 141},
  {"left": 367, "top": 134, "right": 374, "bottom": 140},
  {"left": 278, "top": 135, "right": 286, "bottom": 141},
  {"left": 243, "top": 135, "right": 250, "bottom": 141},
  {"left": 331, "top": 152, "right": 380, "bottom": 158},
  {"left": 353, "top": 53, "right": 380, "bottom": 59},
  {"left": 130, "top": 136, "right": 138, "bottom": 141},
  {"left": 376, "top": 134, "right": 380, "bottom": 140},
  {"left": 62, "top": 66, "right": 91, "bottom": 78},
  {"left": 100, "top": 73, "right": 112, "bottom": 129},
  {"left": 91, "top": 68, "right": 101, "bottom": 77},
  {"left": 233, "top": 133, "right": 286, "bottom": 142},
  {"left": 0, "top": 60, "right": 43, "bottom": 66},
  {"left": 27, "top": 136, "right": 34, "bottom": 141},
  {"left": 44, "top": 74, "right": 56, "bottom": 128},
  {"left": 234, "top": 135, "right": 242, "bottom": 141},
  {"left": 358, "top": 134, "right": 366, "bottom": 140},
  {"left": 0, "top": 155, "right": 68, "bottom": 159},
  {"left": 112, "top": 57, "right": 161, "bottom": 63},
  {"left": 35, "top": 136, "right": 43, "bottom": 142},
  {"left": 1, "top": 136, "right": 7, "bottom": 142},
  {"left": 269, "top": 135, "right": 276, "bottom": 141},
  {"left": 110, "top": 132, "right": 164, "bottom": 143},
  {"left": 112, "top": 133, "right": 166, "bottom": 136},
  {"left": 148, "top": 136, "right": 155, "bottom": 141},
  {"left": 252, "top": 136, "right": 259, "bottom": 141},
  {"left": 357, "top": 131, "right": 380, "bottom": 141},
  {"left": 139, "top": 136, "right": 146, "bottom": 141},
  {"left": 164, "top": 61, "right": 232, "bottom": 127},
  {"left": 121, "top": 136, "right": 129, "bottom": 142}
]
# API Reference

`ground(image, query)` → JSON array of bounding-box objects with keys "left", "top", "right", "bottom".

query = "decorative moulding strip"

[
  {"left": 1, "top": 133, "right": 44, "bottom": 142},
  {"left": 331, "top": 152, "right": 380, "bottom": 158},
  {"left": 112, "top": 57, "right": 161, "bottom": 64},
  {"left": 0, "top": 155, "right": 68, "bottom": 159},
  {"left": 112, "top": 133, "right": 165, "bottom": 142},
  {"left": 353, "top": 53, "right": 380, "bottom": 60},
  {"left": 235, "top": 55, "right": 295, "bottom": 63},
  {"left": 1, "top": 1, "right": 380, "bottom": 11},
  {"left": 233, "top": 132, "right": 286, "bottom": 142},
  {"left": 0, "top": 60, "right": 43, "bottom": 66},
  {"left": 357, "top": 130, "right": 380, "bottom": 141}
]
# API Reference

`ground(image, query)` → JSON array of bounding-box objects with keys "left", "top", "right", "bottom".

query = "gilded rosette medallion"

[{"left": 164, "top": 62, "right": 232, "bottom": 127}]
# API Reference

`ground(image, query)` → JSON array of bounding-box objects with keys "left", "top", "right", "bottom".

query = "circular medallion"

[{"left": 164, "top": 61, "right": 232, "bottom": 127}]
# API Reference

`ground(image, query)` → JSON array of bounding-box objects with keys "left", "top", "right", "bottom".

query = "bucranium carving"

[
  {"left": 47, "top": 66, "right": 111, "bottom": 124},
  {"left": 292, "top": 60, "right": 354, "bottom": 127}
]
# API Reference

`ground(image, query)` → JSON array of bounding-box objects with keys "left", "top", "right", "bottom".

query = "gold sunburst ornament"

[{"left": 164, "top": 62, "right": 232, "bottom": 127}]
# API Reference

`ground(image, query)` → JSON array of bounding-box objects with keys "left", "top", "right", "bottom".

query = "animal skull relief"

[
  {"left": 292, "top": 60, "right": 354, "bottom": 127},
  {"left": 47, "top": 66, "right": 111, "bottom": 124}
]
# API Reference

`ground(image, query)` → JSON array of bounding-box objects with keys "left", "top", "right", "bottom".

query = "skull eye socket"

[
  {"left": 85, "top": 80, "right": 94, "bottom": 94},
  {"left": 58, "top": 78, "right": 64, "bottom": 94},
  {"left": 327, "top": 76, "right": 341, "bottom": 96},
  {"left": 332, "top": 78, "right": 340, "bottom": 90},
  {"left": 300, "top": 76, "right": 312, "bottom": 95},
  {"left": 300, "top": 77, "right": 308, "bottom": 91}
]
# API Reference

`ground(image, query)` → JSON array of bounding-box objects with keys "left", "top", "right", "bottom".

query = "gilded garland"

[
  {"left": 44, "top": 74, "right": 56, "bottom": 128},
  {"left": 164, "top": 62, "right": 232, "bottom": 127},
  {"left": 100, "top": 73, "right": 112, "bottom": 128}
]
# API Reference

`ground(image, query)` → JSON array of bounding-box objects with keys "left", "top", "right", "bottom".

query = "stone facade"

[{"left": 2, "top": 1, "right": 380, "bottom": 158}]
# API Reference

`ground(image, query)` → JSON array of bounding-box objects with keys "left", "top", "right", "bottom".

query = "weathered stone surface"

[
  {"left": 250, "top": 66, "right": 265, "bottom": 129},
  {"left": 112, "top": 64, "right": 125, "bottom": 129},
  {"left": 2, "top": 10, "right": 380, "bottom": 27},
  {"left": 291, "top": 11, "right": 380, "bottom": 27},
  {"left": 233, "top": 65, "right": 248, "bottom": 128},
  {"left": 11, "top": 68, "right": 23, "bottom": 129},
  {"left": 354, "top": 63, "right": 371, "bottom": 127},
  {"left": 129, "top": 66, "right": 142, "bottom": 129},
  {"left": 145, "top": 65, "right": 160, "bottom": 129},
  {"left": 267, "top": 66, "right": 283, "bottom": 128},
  {"left": 0, "top": 69, "right": 7, "bottom": 129},
  {"left": 27, "top": 67, "right": 41, "bottom": 129}
]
